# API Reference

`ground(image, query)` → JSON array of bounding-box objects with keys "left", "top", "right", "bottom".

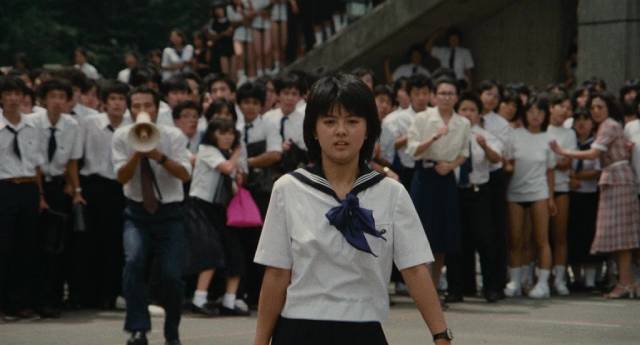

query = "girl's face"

[
  {"left": 624, "top": 89, "right": 637, "bottom": 105},
  {"left": 457, "top": 100, "right": 481, "bottom": 125},
  {"left": 550, "top": 101, "right": 567, "bottom": 126},
  {"left": 396, "top": 89, "right": 410, "bottom": 109},
  {"left": 170, "top": 31, "right": 183, "bottom": 46},
  {"left": 212, "top": 106, "right": 232, "bottom": 122},
  {"left": 498, "top": 101, "right": 516, "bottom": 120},
  {"left": 576, "top": 90, "right": 589, "bottom": 108},
  {"left": 526, "top": 105, "right": 545, "bottom": 131},
  {"left": 590, "top": 97, "right": 609, "bottom": 124},
  {"left": 562, "top": 99, "right": 573, "bottom": 119},
  {"left": 480, "top": 86, "right": 499, "bottom": 113},
  {"left": 213, "top": 7, "right": 225, "bottom": 18},
  {"left": 574, "top": 116, "right": 594, "bottom": 139},
  {"left": 214, "top": 129, "right": 236, "bottom": 151},
  {"left": 315, "top": 105, "right": 367, "bottom": 166},
  {"left": 375, "top": 94, "right": 393, "bottom": 120}
]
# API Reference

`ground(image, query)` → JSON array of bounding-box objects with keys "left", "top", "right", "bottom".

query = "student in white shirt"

[
  {"left": 254, "top": 73, "right": 451, "bottom": 345},
  {"left": 206, "top": 74, "right": 245, "bottom": 130},
  {"left": 117, "top": 51, "right": 138, "bottom": 84},
  {"left": 32, "top": 79, "right": 85, "bottom": 318},
  {"left": 406, "top": 77, "right": 471, "bottom": 290},
  {"left": 567, "top": 109, "right": 602, "bottom": 291},
  {"left": 389, "top": 45, "right": 431, "bottom": 82},
  {"left": 161, "top": 29, "right": 194, "bottom": 81},
  {"left": 446, "top": 93, "right": 504, "bottom": 303},
  {"left": 73, "top": 47, "right": 100, "bottom": 80},
  {"left": 504, "top": 95, "right": 557, "bottom": 299},
  {"left": 425, "top": 28, "right": 474, "bottom": 90},
  {"left": 112, "top": 86, "right": 191, "bottom": 345},
  {"left": 0, "top": 77, "right": 46, "bottom": 320},
  {"left": 172, "top": 101, "right": 201, "bottom": 158},
  {"left": 546, "top": 92, "right": 577, "bottom": 295},
  {"left": 158, "top": 76, "right": 194, "bottom": 126},
  {"left": 77, "top": 80, "right": 131, "bottom": 310},
  {"left": 186, "top": 118, "right": 248, "bottom": 317}
]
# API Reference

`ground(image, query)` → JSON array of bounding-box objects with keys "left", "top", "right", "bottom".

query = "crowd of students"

[{"left": 1, "top": 48, "right": 640, "bottom": 339}]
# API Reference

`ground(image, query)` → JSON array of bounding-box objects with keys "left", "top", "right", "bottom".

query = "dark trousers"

[
  {"left": 122, "top": 201, "right": 184, "bottom": 341},
  {"left": 39, "top": 177, "right": 72, "bottom": 309},
  {"left": 488, "top": 169, "right": 508, "bottom": 289},
  {"left": 238, "top": 189, "right": 269, "bottom": 306},
  {"left": 0, "top": 181, "right": 39, "bottom": 313},
  {"left": 70, "top": 175, "right": 125, "bottom": 308},
  {"left": 273, "top": 317, "right": 388, "bottom": 345},
  {"left": 447, "top": 185, "right": 499, "bottom": 296}
]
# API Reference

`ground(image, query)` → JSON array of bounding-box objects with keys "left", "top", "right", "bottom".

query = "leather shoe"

[
  {"left": 165, "top": 339, "right": 182, "bottom": 345},
  {"left": 127, "top": 331, "right": 148, "bottom": 345},
  {"left": 191, "top": 303, "right": 219, "bottom": 317},
  {"left": 219, "top": 306, "right": 250, "bottom": 316},
  {"left": 484, "top": 290, "right": 500, "bottom": 303}
]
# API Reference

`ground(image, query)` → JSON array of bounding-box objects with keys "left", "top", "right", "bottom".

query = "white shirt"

[
  {"left": 0, "top": 114, "right": 45, "bottom": 179},
  {"left": 161, "top": 45, "right": 194, "bottom": 81},
  {"left": 547, "top": 125, "right": 577, "bottom": 192},
  {"left": 117, "top": 68, "right": 131, "bottom": 83},
  {"left": 189, "top": 145, "right": 228, "bottom": 203},
  {"left": 263, "top": 108, "right": 306, "bottom": 150},
  {"left": 391, "top": 64, "right": 431, "bottom": 81},
  {"left": 186, "top": 131, "right": 202, "bottom": 155},
  {"left": 624, "top": 119, "right": 640, "bottom": 194},
  {"left": 243, "top": 116, "right": 283, "bottom": 153},
  {"left": 506, "top": 128, "right": 556, "bottom": 202},
  {"left": 380, "top": 107, "right": 417, "bottom": 167},
  {"left": 73, "top": 103, "right": 99, "bottom": 118},
  {"left": 482, "top": 111, "right": 512, "bottom": 170},
  {"left": 79, "top": 113, "right": 131, "bottom": 179},
  {"left": 455, "top": 125, "right": 503, "bottom": 185},
  {"left": 112, "top": 124, "right": 192, "bottom": 203},
  {"left": 31, "top": 111, "right": 83, "bottom": 178},
  {"left": 431, "top": 46, "right": 474, "bottom": 80},
  {"left": 572, "top": 137, "right": 601, "bottom": 194},
  {"left": 254, "top": 169, "right": 433, "bottom": 322},
  {"left": 406, "top": 108, "right": 471, "bottom": 162},
  {"left": 296, "top": 99, "right": 307, "bottom": 115},
  {"left": 157, "top": 102, "right": 175, "bottom": 126},
  {"left": 75, "top": 62, "right": 100, "bottom": 80}
]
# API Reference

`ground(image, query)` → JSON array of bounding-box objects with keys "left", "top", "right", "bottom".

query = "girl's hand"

[
  {"left": 435, "top": 161, "right": 453, "bottom": 176},
  {"left": 476, "top": 134, "right": 487, "bottom": 148},
  {"left": 549, "top": 140, "right": 564, "bottom": 156},
  {"left": 434, "top": 126, "right": 448, "bottom": 140},
  {"left": 548, "top": 198, "right": 558, "bottom": 216}
]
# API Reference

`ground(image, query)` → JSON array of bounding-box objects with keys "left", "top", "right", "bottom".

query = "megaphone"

[{"left": 128, "top": 112, "right": 160, "bottom": 152}]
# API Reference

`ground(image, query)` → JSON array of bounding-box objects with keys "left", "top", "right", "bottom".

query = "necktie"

[
  {"left": 48, "top": 127, "right": 57, "bottom": 162},
  {"left": 575, "top": 139, "right": 592, "bottom": 172},
  {"left": 459, "top": 141, "right": 473, "bottom": 187},
  {"left": 6, "top": 126, "right": 21, "bottom": 160},
  {"left": 107, "top": 124, "right": 115, "bottom": 132},
  {"left": 140, "top": 157, "right": 159, "bottom": 214},
  {"left": 412, "top": 65, "right": 418, "bottom": 75},
  {"left": 244, "top": 123, "right": 253, "bottom": 145},
  {"left": 280, "top": 116, "right": 289, "bottom": 141},
  {"left": 449, "top": 47, "right": 456, "bottom": 70}
]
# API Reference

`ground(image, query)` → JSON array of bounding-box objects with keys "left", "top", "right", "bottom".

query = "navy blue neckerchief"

[{"left": 289, "top": 163, "right": 387, "bottom": 256}]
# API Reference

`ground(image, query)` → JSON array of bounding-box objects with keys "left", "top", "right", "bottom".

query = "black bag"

[
  {"left": 245, "top": 140, "right": 276, "bottom": 194},
  {"left": 280, "top": 143, "right": 309, "bottom": 174},
  {"left": 211, "top": 174, "right": 233, "bottom": 206},
  {"left": 183, "top": 198, "right": 226, "bottom": 275},
  {"left": 39, "top": 208, "right": 68, "bottom": 255},
  {"left": 72, "top": 203, "right": 87, "bottom": 232}
]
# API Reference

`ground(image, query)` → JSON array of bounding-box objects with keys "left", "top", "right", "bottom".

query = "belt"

[
  {"left": 0, "top": 176, "right": 38, "bottom": 184},
  {"left": 422, "top": 160, "right": 436, "bottom": 169}
]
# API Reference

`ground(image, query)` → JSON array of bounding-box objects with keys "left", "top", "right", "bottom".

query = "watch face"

[{"left": 446, "top": 328, "right": 454, "bottom": 340}]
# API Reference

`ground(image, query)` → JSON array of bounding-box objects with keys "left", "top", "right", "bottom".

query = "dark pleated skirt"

[
  {"left": 568, "top": 192, "right": 603, "bottom": 264},
  {"left": 183, "top": 197, "right": 226, "bottom": 275},
  {"left": 272, "top": 317, "right": 388, "bottom": 345},
  {"left": 410, "top": 167, "right": 460, "bottom": 254}
]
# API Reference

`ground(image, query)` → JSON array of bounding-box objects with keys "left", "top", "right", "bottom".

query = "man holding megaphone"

[{"left": 111, "top": 86, "right": 191, "bottom": 345}]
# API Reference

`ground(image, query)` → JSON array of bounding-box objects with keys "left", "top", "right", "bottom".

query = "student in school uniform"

[
  {"left": 567, "top": 108, "right": 602, "bottom": 291},
  {"left": 112, "top": 86, "right": 191, "bottom": 345},
  {"left": 237, "top": 81, "right": 282, "bottom": 308},
  {"left": 186, "top": 117, "right": 250, "bottom": 317},
  {"left": 206, "top": 74, "right": 244, "bottom": 130},
  {"left": 251, "top": 0, "right": 274, "bottom": 77},
  {"left": 504, "top": 95, "right": 557, "bottom": 299},
  {"left": 254, "top": 73, "right": 452, "bottom": 345},
  {"left": 31, "top": 78, "right": 85, "bottom": 317},
  {"left": 74, "top": 80, "right": 131, "bottom": 310},
  {"left": 157, "top": 77, "right": 193, "bottom": 126},
  {"left": 0, "top": 76, "right": 46, "bottom": 321},
  {"left": 406, "top": 77, "right": 471, "bottom": 291},
  {"left": 380, "top": 75, "right": 432, "bottom": 191},
  {"left": 551, "top": 92, "right": 640, "bottom": 299},
  {"left": 546, "top": 92, "right": 577, "bottom": 296},
  {"left": 445, "top": 93, "right": 503, "bottom": 303},
  {"left": 172, "top": 101, "right": 202, "bottom": 156}
]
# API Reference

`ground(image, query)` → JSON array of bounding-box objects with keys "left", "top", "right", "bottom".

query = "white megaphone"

[{"left": 128, "top": 112, "right": 160, "bottom": 152}]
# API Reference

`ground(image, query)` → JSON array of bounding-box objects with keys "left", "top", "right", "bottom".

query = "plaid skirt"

[{"left": 591, "top": 184, "right": 640, "bottom": 253}]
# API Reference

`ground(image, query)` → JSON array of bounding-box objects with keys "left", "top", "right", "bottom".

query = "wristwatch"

[
  {"left": 433, "top": 328, "right": 453, "bottom": 342},
  {"left": 158, "top": 154, "right": 168, "bottom": 165}
]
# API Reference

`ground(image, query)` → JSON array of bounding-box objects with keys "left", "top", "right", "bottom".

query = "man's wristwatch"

[
  {"left": 158, "top": 154, "right": 168, "bottom": 165},
  {"left": 433, "top": 328, "right": 453, "bottom": 342}
]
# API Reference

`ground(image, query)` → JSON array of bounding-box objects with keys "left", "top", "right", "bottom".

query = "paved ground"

[{"left": 1, "top": 295, "right": 639, "bottom": 345}]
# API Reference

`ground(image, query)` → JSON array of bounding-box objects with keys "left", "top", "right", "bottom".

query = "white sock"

[
  {"left": 509, "top": 267, "right": 522, "bottom": 287},
  {"left": 536, "top": 269, "right": 551, "bottom": 287},
  {"left": 222, "top": 293, "right": 236, "bottom": 309},
  {"left": 519, "top": 265, "right": 529, "bottom": 285},
  {"left": 324, "top": 26, "right": 332, "bottom": 39},
  {"left": 333, "top": 15, "right": 342, "bottom": 32},
  {"left": 553, "top": 265, "right": 566, "bottom": 284},
  {"left": 192, "top": 290, "right": 208, "bottom": 308},
  {"left": 314, "top": 31, "right": 323, "bottom": 45},
  {"left": 584, "top": 267, "right": 597, "bottom": 287}
]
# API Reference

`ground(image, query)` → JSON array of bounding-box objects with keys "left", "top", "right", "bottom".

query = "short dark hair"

[
  {"left": 201, "top": 117, "right": 240, "bottom": 150},
  {"left": 0, "top": 76, "right": 27, "bottom": 95},
  {"left": 56, "top": 68, "right": 90, "bottom": 92},
  {"left": 549, "top": 91, "right": 569, "bottom": 106},
  {"left": 180, "top": 71, "right": 202, "bottom": 93},
  {"left": 434, "top": 76, "right": 458, "bottom": 94},
  {"left": 162, "top": 76, "right": 191, "bottom": 96},
  {"left": 431, "top": 67, "right": 456, "bottom": 81},
  {"left": 571, "top": 86, "right": 590, "bottom": 109},
  {"left": 303, "top": 74, "right": 380, "bottom": 165},
  {"left": 351, "top": 67, "right": 375, "bottom": 84},
  {"left": 129, "top": 65, "right": 161, "bottom": 87},
  {"left": 289, "top": 70, "right": 312, "bottom": 95},
  {"left": 455, "top": 92, "right": 482, "bottom": 113},
  {"left": 205, "top": 73, "right": 237, "bottom": 94},
  {"left": 374, "top": 84, "right": 395, "bottom": 105},
  {"left": 274, "top": 73, "right": 304, "bottom": 94},
  {"left": 477, "top": 80, "right": 502, "bottom": 96},
  {"left": 204, "top": 98, "right": 237, "bottom": 123},
  {"left": 393, "top": 76, "right": 409, "bottom": 95},
  {"left": 588, "top": 92, "right": 623, "bottom": 123},
  {"left": 407, "top": 74, "right": 433, "bottom": 93},
  {"left": 100, "top": 80, "right": 130, "bottom": 103},
  {"left": 573, "top": 107, "right": 592, "bottom": 121},
  {"left": 523, "top": 94, "right": 550, "bottom": 131},
  {"left": 172, "top": 100, "right": 202, "bottom": 120},
  {"left": 127, "top": 86, "right": 161, "bottom": 110},
  {"left": 236, "top": 81, "right": 266, "bottom": 105},
  {"left": 37, "top": 78, "right": 73, "bottom": 100}
]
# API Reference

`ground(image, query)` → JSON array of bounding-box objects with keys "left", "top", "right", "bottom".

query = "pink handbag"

[{"left": 226, "top": 187, "right": 263, "bottom": 228}]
